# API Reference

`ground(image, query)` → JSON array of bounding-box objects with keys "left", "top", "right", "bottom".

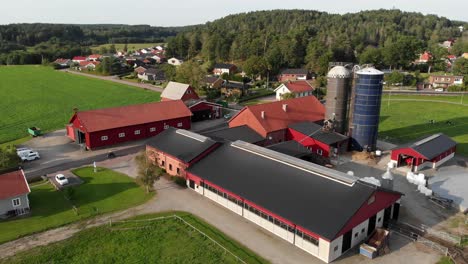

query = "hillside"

[{"left": 165, "top": 9, "right": 468, "bottom": 74}]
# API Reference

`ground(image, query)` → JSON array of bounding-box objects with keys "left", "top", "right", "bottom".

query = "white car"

[
  {"left": 17, "top": 148, "right": 33, "bottom": 157},
  {"left": 21, "top": 152, "right": 40, "bottom": 161},
  {"left": 434, "top": 88, "right": 444, "bottom": 92},
  {"left": 55, "top": 174, "right": 69, "bottom": 186}
]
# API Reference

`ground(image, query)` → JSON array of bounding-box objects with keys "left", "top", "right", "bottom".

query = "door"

[
  {"left": 383, "top": 206, "right": 392, "bottom": 228},
  {"left": 341, "top": 230, "right": 352, "bottom": 254},
  {"left": 367, "top": 214, "right": 377, "bottom": 236},
  {"left": 392, "top": 203, "right": 400, "bottom": 221},
  {"left": 189, "top": 179, "right": 195, "bottom": 189}
]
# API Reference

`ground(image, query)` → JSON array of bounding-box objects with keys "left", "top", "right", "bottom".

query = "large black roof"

[
  {"left": 394, "top": 133, "right": 457, "bottom": 160},
  {"left": 203, "top": 125, "right": 264, "bottom": 144},
  {"left": 289, "top": 121, "right": 348, "bottom": 145},
  {"left": 187, "top": 141, "right": 389, "bottom": 240},
  {"left": 147, "top": 128, "right": 218, "bottom": 163},
  {"left": 266, "top": 141, "right": 311, "bottom": 158}
]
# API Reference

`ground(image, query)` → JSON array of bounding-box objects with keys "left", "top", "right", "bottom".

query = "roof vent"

[
  {"left": 176, "top": 129, "right": 209, "bottom": 142},
  {"left": 261, "top": 111, "right": 265, "bottom": 119},
  {"left": 282, "top": 104, "right": 288, "bottom": 112}
]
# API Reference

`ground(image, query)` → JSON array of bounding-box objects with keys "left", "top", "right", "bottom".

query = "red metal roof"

[
  {"left": 0, "top": 170, "right": 30, "bottom": 200},
  {"left": 284, "top": 81, "right": 314, "bottom": 93},
  {"left": 229, "top": 96, "right": 325, "bottom": 136},
  {"left": 72, "top": 56, "right": 87, "bottom": 61},
  {"left": 72, "top": 100, "right": 192, "bottom": 132}
]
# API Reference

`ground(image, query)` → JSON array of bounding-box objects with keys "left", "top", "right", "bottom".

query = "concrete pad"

[{"left": 429, "top": 165, "right": 468, "bottom": 213}]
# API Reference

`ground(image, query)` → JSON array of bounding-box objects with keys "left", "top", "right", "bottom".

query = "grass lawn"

[
  {"left": 91, "top": 43, "right": 163, "bottom": 52},
  {"left": 1, "top": 212, "right": 268, "bottom": 264},
  {"left": 0, "top": 66, "right": 160, "bottom": 144},
  {"left": 379, "top": 95, "right": 468, "bottom": 156},
  {"left": 0, "top": 167, "right": 153, "bottom": 244}
]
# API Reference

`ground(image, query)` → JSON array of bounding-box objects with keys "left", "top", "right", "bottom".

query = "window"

[
  {"left": 316, "top": 149, "right": 323, "bottom": 156},
  {"left": 164, "top": 124, "right": 169, "bottom": 129},
  {"left": 161, "top": 161, "right": 165, "bottom": 166},
  {"left": 12, "top": 198, "right": 20, "bottom": 207},
  {"left": 150, "top": 127, "right": 156, "bottom": 132},
  {"left": 177, "top": 122, "right": 183, "bottom": 127},
  {"left": 101, "top": 136, "right": 108, "bottom": 141},
  {"left": 334, "top": 246, "right": 339, "bottom": 252},
  {"left": 169, "top": 164, "right": 173, "bottom": 171},
  {"left": 176, "top": 168, "right": 180, "bottom": 174},
  {"left": 187, "top": 90, "right": 192, "bottom": 94},
  {"left": 354, "top": 233, "right": 358, "bottom": 238},
  {"left": 118, "top": 132, "right": 125, "bottom": 138},
  {"left": 378, "top": 217, "right": 382, "bottom": 222},
  {"left": 134, "top": 130, "right": 140, "bottom": 135}
]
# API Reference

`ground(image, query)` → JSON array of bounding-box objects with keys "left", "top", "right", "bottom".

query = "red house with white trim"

[
  {"left": 66, "top": 100, "right": 192, "bottom": 150},
  {"left": 228, "top": 96, "right": 325, "bottom": 145},
  {"left": 146, "top": 128, "right": 219, "bottom": 177},
  {"left": 390, "top": 133, "right": 456, "bottom": 172},
  {"left": 287, "top": 121, "right": 348, "bottom": 157},
  {"left": 186, "top": 140, "right": 402, "bottom": 263}
]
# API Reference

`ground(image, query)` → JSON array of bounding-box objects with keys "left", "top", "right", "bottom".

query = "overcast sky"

[{"left": 1, "top": 0, "right": 467, "bottom": 26}]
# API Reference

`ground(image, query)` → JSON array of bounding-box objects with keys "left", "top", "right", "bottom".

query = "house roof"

[
  {"left": 54, "top": 58, "right": 70, "bottom": 64},
  {"left": 203, "top": 125, "right": 264, "bottom": 143},
  {"left": 280, "top": 68, "right": 309, "bottom": 75},
  {"left": 88, "top": 54, "right": 102, "bottom": 59},
  {"left": 161, "top": 81, "right": 192, "bottom": 100},
  {"left": 289, "top": 121, "right": 348, "bottom": 145},
  {"left": 79, "top": 61, "right": 100, "bottom": 67},
  {"left": 202, "top": 76, "right": 221, "bottom": 84},
  {"left": 222, "top": 81, "right": 246, "bottom": 89},
  {"left": 71, "top": 100, "right": 192, "bottom": 133},
  {"left": 187, "top": 141, "right": 400, "bottom": 240},
  {"left": 214, "top": 63, "right": 236, "bottom": 69},
  {"left": 393, "top": 133, "right": 457, "bottom": 160},
  {"left": 279, "top": 81, "right": 314, "bottom": 93},
  {"left": 266, "top": 141, "right": 312, "bottom": 158},
  {"left": 229, "top": 96, "right": 325, "bottom": 136},
  {"left": 147, "top": 128, "right": 218, "bottom": 163},
  {"left": 72, "top": 56, "right": 87, "bottom": 61},
  {"left": 0, "top": 170, "right": 30, "bottom": 200}
]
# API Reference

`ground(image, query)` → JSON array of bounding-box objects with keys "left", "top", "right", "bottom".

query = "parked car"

[
  {"left": 223, "top": 113, "right": 232, "bottom": 119},
  {"left": 17, "top": 148, "right": 33, "bottom": 157},
  {"left": 55, "top": 174, "right": 69, "bottom": 186},
  {"left": 21, "top": 152, "right": 40, "bottom": 161},
  {"left": 434, "top": 88, "right": 444, "bottom": 92}
]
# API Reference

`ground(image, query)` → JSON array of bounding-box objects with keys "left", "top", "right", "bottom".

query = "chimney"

[
  {"left": 261, "top": 111, "right": 265, "bottom": 119},
  {"left": 282, "top": 104, "right": 288, "bottom": 112}
]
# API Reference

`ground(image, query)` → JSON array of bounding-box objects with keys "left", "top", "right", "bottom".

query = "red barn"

[
  {"left": 287, "top": 121, "right": 349, "bottom": 157},
  {"left": 66, "top": 100, "right": 192, "bottom": 150},
  {"left": 228, "top": 96, "right": 325, "bottom": 145},
  {"left": 161, "top": 81, "right": 199, "bottom": 102},
  {"left": 390, "top": 133, "right": 456, "bottom": 172},
  {"left": 187, "top": 100, "right": 223, "bottom": 121}
]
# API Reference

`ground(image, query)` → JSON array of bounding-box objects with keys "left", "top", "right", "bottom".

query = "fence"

[
  {"left": 421, "top": 224, "right": 462, "bottom": 245},
  {"left": 109, "top": 214, "right": 247, "bottom": 264}
]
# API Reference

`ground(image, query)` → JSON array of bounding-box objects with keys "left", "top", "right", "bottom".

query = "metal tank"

[
  {"left": 349, "top": 67, "right": 384, "bottom": 151},
  {"left": 325, "top": 66, "right": 351, "bottom": 134}
]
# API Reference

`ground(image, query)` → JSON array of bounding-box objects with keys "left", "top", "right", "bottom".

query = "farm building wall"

[
  {"left": 189, "top": 102, "right": 222, "bottom": 119},
  {"left": 287, "top": 129, "right": 332, "bottom": 157}
]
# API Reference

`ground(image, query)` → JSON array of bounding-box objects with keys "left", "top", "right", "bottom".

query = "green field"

[
  {"left": 91, "top": 43, "right": 163, "bottom": 52},
  {"left": 379, "top": 94, "right": 468, "bottom": 156},
  {"left": 1, "top": 212, "right": 267, "bottom": 264},
  {"left": 0, "top": 167, "right": 153, "bottom": 244},
  {"left": 0, "top": 66, "right": 160, "bottom": 144}
]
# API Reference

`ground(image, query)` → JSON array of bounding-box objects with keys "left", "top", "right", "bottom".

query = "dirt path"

[{"left": 61, "top": 69, "right": 163, "bottom": 93}]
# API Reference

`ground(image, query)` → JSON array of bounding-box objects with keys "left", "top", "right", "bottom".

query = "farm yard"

[
  {"left": 0, "top": 212, "right": 267, "bottom": 264},
  {"left": 379, "top": 94, "right": 468, "bottom": 156},
  {"left": 0, "top": 66, "right": 160, "bottom": 145}
]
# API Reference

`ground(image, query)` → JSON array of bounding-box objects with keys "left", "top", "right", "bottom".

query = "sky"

[{"left": 1, "top": 0, "right": 467, "bottom": 26}]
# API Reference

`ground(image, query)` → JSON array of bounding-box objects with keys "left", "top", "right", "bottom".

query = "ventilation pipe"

[
  {"left": 282, "top": 104, "right": 288, "bottom": 112},
  {"left": 261, "top": 111, "right": 265, "bottom": 119}
]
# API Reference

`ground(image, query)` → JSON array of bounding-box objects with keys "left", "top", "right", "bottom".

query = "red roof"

[
  {"left": 71, "top": 100, "right": 192, "bottom": 132},
  {"left": 229, "top": 96, "right": 325, "bottom": 136},
  {"left": 54, "top": 58, "right": 70, "bottom": 64},
  {"left": 284, "top": 81, "right": 314, "bottom": 93},
  {"left": 88, "top": 54, "right": 102, "bottom": 59},
  {"left": 447, "top": 55, "right": 457, "bottom": 59},
  {"left": 0, "top": 170, "right": 30, "bottom": 200},
  {"left": 72, "top": 56, "right": 87, "bottom": 61},
  {"left": 419, "top": 51, "right": 432, "bottom": 61}
]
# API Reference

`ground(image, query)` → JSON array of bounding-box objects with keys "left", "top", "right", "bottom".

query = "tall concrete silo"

[
  {"left": 349, "top": 67, "right": 384, "bottom": 151},
  {"left": 325, "top": 66, "right": 351, "bottom": 134}
]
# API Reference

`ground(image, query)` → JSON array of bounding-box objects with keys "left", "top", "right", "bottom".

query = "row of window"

[
  {"left": 100, "top": 123, "right": 184, "bottom": 141},
  {"left": 202, "top": 182, "right": 319, "bottom": 246}
]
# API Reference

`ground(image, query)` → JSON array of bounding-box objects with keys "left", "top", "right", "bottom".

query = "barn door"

[
  {"left": 367, "top": 214, "right": 377, "bottom": 236},
  {"left": 341, "top": 230, "right": 352, "bottom": 254}
]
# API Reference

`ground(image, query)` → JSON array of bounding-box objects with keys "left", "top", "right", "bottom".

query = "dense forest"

[
  {"left": 165, "top": 9, "right": 467, "bottom": 75},
  {"left": 0, "top": 24, "right": 185, "bottom": 64}
]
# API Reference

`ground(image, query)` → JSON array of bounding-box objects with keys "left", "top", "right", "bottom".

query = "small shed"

[{"left": 390, "top": 133, "right": 456, "bottom": 172}]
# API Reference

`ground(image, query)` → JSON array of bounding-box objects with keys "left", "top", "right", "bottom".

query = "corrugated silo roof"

[
  {"left": 357, "top": 67, "right": 384, "bottom": 75},
  {"left": 327, "top": 66, "right": 351, "bottom": 78}
]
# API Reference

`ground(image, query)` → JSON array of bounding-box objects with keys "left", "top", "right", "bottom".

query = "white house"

[
  {"left": 168, "top": 57, "right": 184, "bottom": 66},
  {"left": 274, "top": 81, "right": 315, "bottom": 101}
]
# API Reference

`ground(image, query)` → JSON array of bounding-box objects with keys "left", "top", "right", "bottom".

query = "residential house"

[
  {"left": 463, "top": 53, "right": 468, "bottom": 59},
  {"left": 53, "top": 58, "right": 71, "bottom": 67},
  {"left": 415, "top": 51, "right": 432, "bottom": 64},
  {"left": 151, "top": 54, "right": 166, "bottom": 63},
  {"left": 87, "top": 54, "right": 102, "bottom": 62},
  {"left": 202, "top": 76, "right": 223, "bottom": 89},
  {"left": 0, "top": 170, "right": 31, "bottom": 218},
  {"left": 168, "top": 57, "right": 184, "bottom": 66},
  {"left": 66, "top": 100, "right": 192, "bottom": 150},
  {"left": 134, "top": 66, "right": 147, "bottom": 75},
  {"left": 428, "top": 74, "right": 464, "bottom": 89},
  {"left": 278, "top": 68, "right": 311, "bottom": 82},
  {"left": 146, "top": 128, "right": 219, "bottom": 177},
  {"left": 220, "top": 81, "right": 248, "bottom": 97},
  {"left": 274, "top": 81, "right": 315, "bottom": 101},
  {"left": 213, "top": 63, "right": 237, "bottom": 76},
  {"left": 138, "top": 68, "right": 166, "bottom": 82},
  {"left": 72, "top": 56, "right": 87, "bottom": 63},
  {"left": 228, "top": 96, "right": 325, "bottom": 144},
  {"left": 79, "top": 61, "right": 100, "bottom": 71},
  {"left": 161, "top": 81, "right": 200, "bottom": 102}
]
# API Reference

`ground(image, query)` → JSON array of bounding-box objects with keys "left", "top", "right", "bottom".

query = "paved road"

[{"left": 61, "top": 69, "right": 163, "bottom": 92}]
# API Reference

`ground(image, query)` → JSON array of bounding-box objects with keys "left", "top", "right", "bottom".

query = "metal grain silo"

[
  {"left": 349, "top": 67, "right": 384, "bottom": 151},
  {"left": 325, "top": 66, "right": 351, "bottom": 134}
]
